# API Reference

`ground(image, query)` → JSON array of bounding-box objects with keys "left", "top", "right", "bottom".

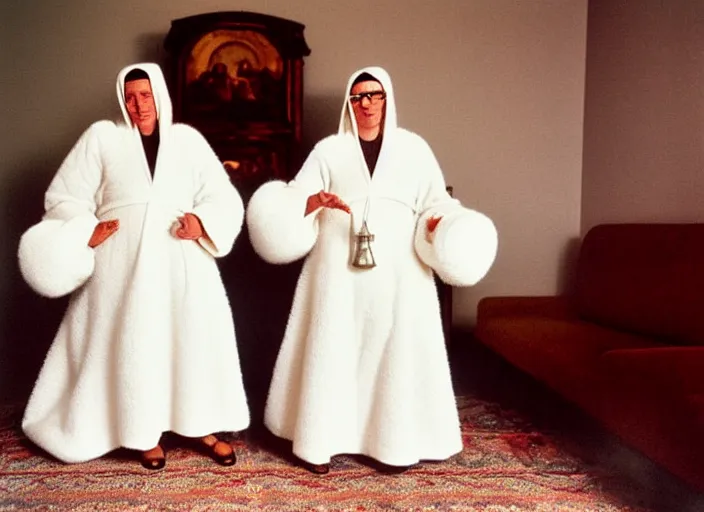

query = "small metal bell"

[{"left": 352, "top": 221, "right": 376, "bottom": 269}]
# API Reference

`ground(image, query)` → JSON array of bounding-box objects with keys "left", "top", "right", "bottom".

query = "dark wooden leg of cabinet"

[{"left": 436, "top": 276, "right": 453, "bottom": 349}]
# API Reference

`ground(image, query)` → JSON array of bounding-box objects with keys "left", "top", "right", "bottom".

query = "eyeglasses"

[{"left": 349, "top": 91, "right": 386, "bottom": 105}]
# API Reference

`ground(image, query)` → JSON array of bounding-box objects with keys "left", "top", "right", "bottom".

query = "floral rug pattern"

[{"left": 0, "top": 397, "right": 657, "bottom": 511}]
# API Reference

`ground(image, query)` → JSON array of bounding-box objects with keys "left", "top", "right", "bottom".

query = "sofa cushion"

[
  {"left": 600, "top": 346, "right": 704, "bottom": 395},
  {"left": 474, "top": 316, "right": 662, "bottom": 402},
  {"left": 575, "top": 223, "right": 704, "bottom": 346}
]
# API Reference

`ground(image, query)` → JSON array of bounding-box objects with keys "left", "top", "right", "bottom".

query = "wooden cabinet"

[{"left": 164, "top": 11, "right": 311, "bottom": 191}]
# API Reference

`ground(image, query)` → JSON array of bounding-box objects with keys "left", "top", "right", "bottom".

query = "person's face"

[
  {"left": 124, "top": 78, "right": 157, "bottom": 136},
  {"left": 349, "top": 80, "right": 385, "bottom": 134}
]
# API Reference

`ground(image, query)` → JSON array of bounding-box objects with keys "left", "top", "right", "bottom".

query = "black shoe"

[{"left": 376, "top": 461, "right": 414, "bottom": 474}]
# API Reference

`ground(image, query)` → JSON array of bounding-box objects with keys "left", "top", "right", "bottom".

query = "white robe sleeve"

[
  {"left": 246, "top": 149, "right": 327, "bottom": 264},
  {"left": 413, "top": 140, "right": 498, "bottom": 287},
  {"left": 17, "top": 122, "right": 104, "bottom": 298},
  {"left": 186, "top": 128, "right": 244, "bottom": 258}
]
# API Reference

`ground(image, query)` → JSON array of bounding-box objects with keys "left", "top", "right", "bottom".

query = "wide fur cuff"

[
  {"left": 193, "top": 188, "right": 244, "bottom": 258},
  {"left": 18, "top": 216, "right": 98, "bottom": 298},
  {"left": 415, "top": 206, "right": 498, "bottom": 286},
  {"left": 246, "top": 181, "right": 318, "bottom": 264}
]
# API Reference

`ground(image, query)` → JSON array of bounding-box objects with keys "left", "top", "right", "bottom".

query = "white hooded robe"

[
  {"left": 246, "top": 66, "right": 498, "bottom": 466},
  {"left": 18, "top": 63, "right": 250, "bottom": 463}
]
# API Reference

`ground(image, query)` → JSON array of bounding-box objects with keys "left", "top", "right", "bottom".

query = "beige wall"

[
  {"left": 582, "top": 0, "right": 704, "bottom": 232},
  {"left": 0, "top": 0, "right": 588, "bottom": 398}
]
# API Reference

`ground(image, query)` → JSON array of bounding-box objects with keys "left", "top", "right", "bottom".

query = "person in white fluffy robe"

[
  {"left": 17, "top": 63, "right": 249, "bottom": 470},
  {"left": 246, "top": 66, "right": 498, "bottom": 474}
]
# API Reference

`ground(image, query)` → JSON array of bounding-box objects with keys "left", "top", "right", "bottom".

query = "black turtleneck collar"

[
  {"left": 140, "top": 126, "right": 160, "bottom": 177},
  {"left": 359, "top": 134, "right": 382, "bottom": 176}
]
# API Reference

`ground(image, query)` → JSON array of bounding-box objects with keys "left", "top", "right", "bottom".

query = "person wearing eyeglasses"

[{"left": 246, "top": 66, "right": 497, "bottom": 474}]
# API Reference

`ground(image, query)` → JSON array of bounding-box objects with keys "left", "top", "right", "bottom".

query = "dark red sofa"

[{"left": 474, "top": 223, "right": 704, "bottom": 490}]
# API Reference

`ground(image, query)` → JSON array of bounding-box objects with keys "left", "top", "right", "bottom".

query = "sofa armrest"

[
  {"left": 600, "top": 346, "right": 704, "bottom": 394},
  {"left": 477, "top": 296, "right": 575, "bottom": 323}
]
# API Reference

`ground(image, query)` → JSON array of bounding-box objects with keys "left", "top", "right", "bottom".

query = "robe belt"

[{"left": 96, "top": 200, "right": 186, "bottom": 219}]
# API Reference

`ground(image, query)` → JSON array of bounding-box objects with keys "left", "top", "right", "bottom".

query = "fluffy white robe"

[
  {"left": 19, "top": 63, "right": 250, "bottom": 463},
  {"left": 247, "top": 66, "right": 498, "bottom": 466}
]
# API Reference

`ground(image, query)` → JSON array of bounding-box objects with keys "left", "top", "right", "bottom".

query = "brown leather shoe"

[
  {"left": 303, "top": 461, "right": 330, "bottom": 474},
  {"left": 140, "top": 445, "right": 166, "bottom": 470},
  {"left": 200, "top": 434, "right": 236, "bottom": 466}
]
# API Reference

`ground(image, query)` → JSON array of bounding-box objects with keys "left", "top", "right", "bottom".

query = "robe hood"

[
  {"left": 338, "top": 66, "right": 398, "bottom": 138},
  {"left": 116, "top": 62, "right": 173, "bottom": 132}
]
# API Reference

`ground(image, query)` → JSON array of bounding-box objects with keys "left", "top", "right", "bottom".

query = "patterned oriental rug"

[{"left": 0, "top": 396, "right": 671, "bottom": 511}]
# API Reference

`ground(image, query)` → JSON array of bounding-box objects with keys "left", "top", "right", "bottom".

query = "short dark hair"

[
  {"left": 352, "top": 72, "right": 381, "bottom": 87},
  {"left": 124, "top": 68, "right": 150, "bottom": 83}
]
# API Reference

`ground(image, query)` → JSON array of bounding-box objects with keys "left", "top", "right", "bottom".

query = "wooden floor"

[{"left": 447, "top": 331, "right": 704, "bottom": 512}]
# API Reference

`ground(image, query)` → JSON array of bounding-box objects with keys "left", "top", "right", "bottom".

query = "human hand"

[
  {"left": 88, "top": 219, "right": 119, "bottom": 248},
  {"left": 305, "top": 190, "right": 351, "bottom": 216},
  {"left": 172, "top": 212, "right": 204, "bottom": 240},
  {"left": 425, "top": 216, "right": 442, "bottom": 243}
]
